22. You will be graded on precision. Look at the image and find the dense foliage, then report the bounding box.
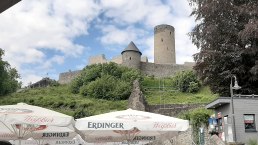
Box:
[180,108,212,144]
[171,70,201,93]
[70,62,142,100]
[0,49,21,96]
[189,0,258,96]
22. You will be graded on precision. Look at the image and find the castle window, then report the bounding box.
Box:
[167,47,168,50]
[161,38,163,42]
[129,57,131,60]
[170,31,171,35]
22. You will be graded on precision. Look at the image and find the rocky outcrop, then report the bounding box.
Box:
[128,79,148,111]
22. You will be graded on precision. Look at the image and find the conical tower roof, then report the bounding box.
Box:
[121,41,142,55]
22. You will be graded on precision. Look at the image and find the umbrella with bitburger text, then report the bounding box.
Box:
[0,103,77,145]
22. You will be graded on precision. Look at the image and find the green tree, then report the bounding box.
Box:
[189,0,258,96]
[0,48,21,96]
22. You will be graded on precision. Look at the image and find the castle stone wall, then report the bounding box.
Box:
[110,55,122,64]
[140,62,192,78]
[88,54,107,65]
[89,54,149,65]
[58,70,81,84]
[58,62,193,84]
[141,56,148,62]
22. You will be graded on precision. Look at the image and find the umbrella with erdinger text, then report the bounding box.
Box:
[0,103,77,145]
[75,108,189,145]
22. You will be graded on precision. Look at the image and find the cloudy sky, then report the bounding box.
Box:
[0,0,198,86]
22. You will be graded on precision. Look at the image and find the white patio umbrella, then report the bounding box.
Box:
[0,103,76,145]
[9,134,86,145]
[75,108,189,144]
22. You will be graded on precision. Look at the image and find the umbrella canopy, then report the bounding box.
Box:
[75,108,189,143]
[0,103,76,142]
[9,134,86,145]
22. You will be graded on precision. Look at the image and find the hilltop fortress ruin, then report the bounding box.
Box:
[59,24,194,84]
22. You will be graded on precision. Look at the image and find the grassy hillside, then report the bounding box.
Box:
[0,85,127,118]
[0,81,218,118]
[145,86,218,105]
[142,76,218,105]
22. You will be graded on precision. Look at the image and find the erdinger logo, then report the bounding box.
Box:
[0,108,33,114]
[116,114,150,121]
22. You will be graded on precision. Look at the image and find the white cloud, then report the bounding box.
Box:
[97,0,198,64]
[99,0,174,27]
[166,0,193,16]
[21,74,43,86]
[142,36,154,62]
[99,25,146,46]
[0,0,100,85]
[41,55,65,69]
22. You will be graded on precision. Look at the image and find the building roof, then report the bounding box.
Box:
[0,0,21,13]
[121,41,142,55]
[205,97,231,109]
[206,95,258,109]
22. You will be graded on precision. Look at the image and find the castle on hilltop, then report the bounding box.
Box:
[58,24,194,84]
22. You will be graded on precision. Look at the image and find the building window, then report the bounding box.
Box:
[129,57,131,60]
[244,114,256,132]
[161,38,163,42]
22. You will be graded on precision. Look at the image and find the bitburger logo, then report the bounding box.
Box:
[0,108,33,114]
[16,124,47,131]
[116,114,150,121]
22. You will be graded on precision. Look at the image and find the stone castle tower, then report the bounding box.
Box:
[121,41,142,69]
[154,24,176,64]
[58,24,194,84]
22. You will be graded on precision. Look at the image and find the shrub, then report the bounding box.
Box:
[81,74,131,100]
[188,81,201,93]
[171,70,201,93]
[49,80,60,87]
[179,108,212,144]
[70,77,83,94]
[71,62,142,100]
[82,74,116,100]
[73,108,93,119]
[113,81,131,100]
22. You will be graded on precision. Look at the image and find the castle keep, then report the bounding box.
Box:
[154,24,175,64]
[59,24,194,84]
